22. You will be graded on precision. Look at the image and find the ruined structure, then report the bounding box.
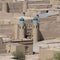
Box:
[0,0,60,55]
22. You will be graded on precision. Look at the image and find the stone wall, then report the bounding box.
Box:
[0,0,52,13]
[27,0,51,9]
[8,2,23,13]
[0,14,59,41]
[0,0,13,2]
[28,4,52,9]
[0,3,2,11]
[0,38,6,53]
[39,49,56,60]
[28,0,50,4]
[6,43,25,53]
[0,1,23,13]
[39,14,60,40]
[0,24,15,39]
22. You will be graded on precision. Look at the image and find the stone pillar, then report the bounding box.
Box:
[33,16,39,43]
[19,17,25,41]
[14,24,18,40]
[2,2,7,13]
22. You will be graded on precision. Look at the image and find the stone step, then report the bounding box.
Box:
[28,4,52,9]
[28,0,50,4]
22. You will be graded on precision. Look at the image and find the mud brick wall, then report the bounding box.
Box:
[28,0,50,4]
[39,49,55,60]
[28,4,52,9]
[8,2,23,13]
[27,0,51,9]
[39,15,60,40]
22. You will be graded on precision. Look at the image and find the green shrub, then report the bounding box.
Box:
[48,51,60,60]
[53,52,60,60]
[12,51,25,60]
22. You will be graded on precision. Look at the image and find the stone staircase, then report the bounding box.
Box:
[27,0,51,9]
[28,4,52,9]
[28,0,50,4]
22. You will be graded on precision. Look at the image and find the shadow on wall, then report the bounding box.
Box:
[38,30,44,41]
[7,3,9,13]
[38,24,44,41]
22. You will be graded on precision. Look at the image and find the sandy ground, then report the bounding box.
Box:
[0,53,15,60]
[25,54,39,60]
